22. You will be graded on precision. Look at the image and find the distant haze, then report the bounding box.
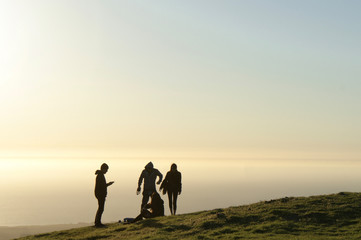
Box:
[1,158,361,227]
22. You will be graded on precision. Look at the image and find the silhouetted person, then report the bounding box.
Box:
[137,162,163,211]
[160,163,182,215]
[94,163,114,227]
[133,192,164,223]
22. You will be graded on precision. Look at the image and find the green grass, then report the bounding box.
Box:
[17,192,361,239]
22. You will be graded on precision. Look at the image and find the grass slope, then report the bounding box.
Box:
[17,192,361,240]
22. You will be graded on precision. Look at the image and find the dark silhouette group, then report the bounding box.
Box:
[93,162,182,227]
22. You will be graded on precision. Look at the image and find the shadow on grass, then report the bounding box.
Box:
[162,224,192,232]
[201,221,224,230]
[34,233,51,238]
[251,221,299,234]
[113,226,127,232]
[269,209,300,221]
[80,235,111,240]
[212,227,238,236]
[227,215,260,225]
[53,232,68,237]
[304,212,335,224]
[137,219,164,228]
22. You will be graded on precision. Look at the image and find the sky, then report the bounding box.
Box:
[0,0,360,159]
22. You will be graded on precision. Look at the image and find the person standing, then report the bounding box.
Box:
[160,163,182,215]
[94,163,114,227]
[137,162,163,211]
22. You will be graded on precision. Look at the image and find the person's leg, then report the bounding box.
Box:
[133,209,151,223]
[173,192,178,215]
[141,192,150,211]
[142,209,152,219]
[167,191,173,215]
[133,213,143,223]
[95,197,105,226]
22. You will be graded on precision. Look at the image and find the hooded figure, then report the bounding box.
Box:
[94,163,114,227]
[137,162,163,211]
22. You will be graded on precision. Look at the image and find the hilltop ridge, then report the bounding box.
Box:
[17,192,361,240]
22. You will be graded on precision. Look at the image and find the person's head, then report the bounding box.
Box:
[145,162,154,172]
[100,163,109,174]
[170,163,177,172]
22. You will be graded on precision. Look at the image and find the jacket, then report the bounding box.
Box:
[95,170,107,198]
[146,196,164,217]
[160,171,182,193]
[138,163,163,192]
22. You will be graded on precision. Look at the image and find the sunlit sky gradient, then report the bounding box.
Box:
[1,0,360,159]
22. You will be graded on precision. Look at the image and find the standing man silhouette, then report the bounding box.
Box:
[137,162,163,211]
[94,163,114,227]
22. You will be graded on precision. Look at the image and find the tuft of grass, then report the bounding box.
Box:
[16,192,361,240]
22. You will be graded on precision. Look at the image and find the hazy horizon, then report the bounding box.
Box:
[1,157,361,227]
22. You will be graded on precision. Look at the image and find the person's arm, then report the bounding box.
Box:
[137,171,145,193]
[107,181,114,186]
[178,172,182,194]
[160,173,168,190]
[156,170,163,185]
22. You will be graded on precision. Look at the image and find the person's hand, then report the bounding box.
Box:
[136,187,141,195]
[109,181,114,186]
[178,190,182,195]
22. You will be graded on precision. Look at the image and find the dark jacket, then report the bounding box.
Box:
[146,196,164,217]
[138,162,163,192]
[160,171,182,193]
[95,170,107,199]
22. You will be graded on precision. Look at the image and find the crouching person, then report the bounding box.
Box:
[133,192,164,223]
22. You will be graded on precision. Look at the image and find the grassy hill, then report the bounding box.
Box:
[17,192,361,240]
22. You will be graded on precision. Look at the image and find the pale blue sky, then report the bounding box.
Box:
[0,0,360,158]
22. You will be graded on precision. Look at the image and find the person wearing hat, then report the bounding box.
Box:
[136,162,163,211]
[94,163,114,227]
